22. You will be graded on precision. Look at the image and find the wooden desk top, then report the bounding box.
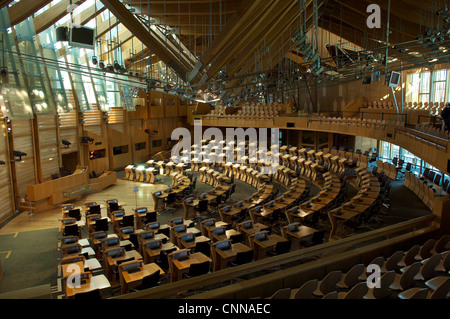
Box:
[239,223,269,235]
[300,202,326,212]
[332,209,360,221]
[172,252,212,271]
[341,203,370,213]
[107,250,142,267]
[212,229,241,242]
[253,234,287,249]
[65,274,111,298]
[215,242,252,260]
[145,242,179,260]
[122,263,165,285]
[180,235,211,250]
[284,225,317,239]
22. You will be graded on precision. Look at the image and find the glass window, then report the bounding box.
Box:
[433,69,447,102]
[419,71,431,103]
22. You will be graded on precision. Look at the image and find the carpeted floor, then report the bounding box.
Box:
[0,228,60,294]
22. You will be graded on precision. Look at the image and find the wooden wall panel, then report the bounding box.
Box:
[0,119,13,221]
[37,116,60,182]
[11,119,36,196]
[58,111,79,154]
[83,109,102,136]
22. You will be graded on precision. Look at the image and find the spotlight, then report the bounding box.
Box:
[99,61,105,69]
[113,61,121,70]
[106,64,114,72]
[91,56,98,65]
[0,160,5,165]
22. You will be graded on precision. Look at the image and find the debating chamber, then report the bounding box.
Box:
[0,0,449,306]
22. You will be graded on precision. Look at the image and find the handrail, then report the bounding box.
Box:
[112,214,435,299]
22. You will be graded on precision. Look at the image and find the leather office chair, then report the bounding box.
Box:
[94,218,109,232]
[68,209,82,221]
[143,211,157,224]
[132,270,161,291]
[155,247,177,271]
[194,241,211,257]
[229,233,244,244]
[182,261,210,278]
[194,200,209,215]
[63,224,80,237]
[266,240,292,257]
[120,215,135,228]
[301,230,325,247]
[229,250,253,266]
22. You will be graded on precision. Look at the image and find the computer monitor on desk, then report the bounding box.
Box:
[216,240,232,251]
[235,201,243,208]
[254,231,269,241]
[172,218,183,225]
[203,218,215,227]
[155,191,162,197]
[172,249,190,261]
[212,227,226,236]
[145,239,162,250]
[146,222,160,231]
[241,220,253,229]
[135,207,147,214]
[181,233,195,243]
[267,201,275,208]
[199,193,207,200]
[174,225,187,233]
[223,206,231,213]
[286,222,300,233]
[89,205,101,215]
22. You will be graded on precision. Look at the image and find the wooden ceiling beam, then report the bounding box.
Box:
[225,0,311,77]
[8,0,52,26]
[100,0,194,80]
[189,0,272,82]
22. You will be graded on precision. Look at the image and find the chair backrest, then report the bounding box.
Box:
[94,218,108,231]
[322,291,338,299]
[139,270,161,290]
[343,282,368,299]
[274,240,291,255]
[144,211,157,224]
[293,279,318,299]
[429,277,450,299]
[319,271,342,295]
[229,233,244,244]
[385,251,404,272]
[311,230,325,245]
[343,264,365,288]
[434,234,450,253]
[68,209,81,221]
[121,215,135,227]
[421,253,441,281]
[267,288,290,299]
[63,224,79,237]
[372,271,395,299]
[157,247,177,270]
[404,245,421,266]
[187,261,210,277]
[194,241,211,257]
[234,249,253,265]
[418,239,436,260]
[399,262,422,290]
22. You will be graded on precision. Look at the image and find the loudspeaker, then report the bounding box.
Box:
[447,160,450,174]
[287,123,295,128]
[56,26,69,41]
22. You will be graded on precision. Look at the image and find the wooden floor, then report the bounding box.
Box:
[0,178,168,235]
